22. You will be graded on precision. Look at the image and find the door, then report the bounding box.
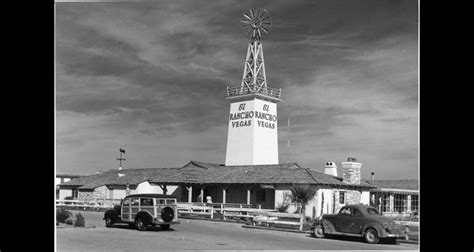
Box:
[334,207,352,233]
[121,198,131,221]
[130,197,140,221]
[347,207,364,234]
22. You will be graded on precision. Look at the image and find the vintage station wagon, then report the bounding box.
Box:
[310,204,409,244]
[103,193,180,231]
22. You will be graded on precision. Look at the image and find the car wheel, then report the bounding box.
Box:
[312,225,325,238]
[160,224,170,231]
[135,217,147,231]
[105,216,114,228]
[364,228,380,244]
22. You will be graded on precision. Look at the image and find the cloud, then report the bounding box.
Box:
[56,0,418,179]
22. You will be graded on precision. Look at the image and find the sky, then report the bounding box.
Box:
[55,0,418,180]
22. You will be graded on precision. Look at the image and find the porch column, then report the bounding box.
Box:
[186,186,193,203]
[407,195,412,212]
[246,188,251,205]
[200,188,204,203]
[222,188,227,204]
[159,184,168,195]
[389,194,394,213]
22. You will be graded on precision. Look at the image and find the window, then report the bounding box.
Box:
[140,198,153,206]
[339,192,345,204]
[256,190,266,202]
[352,208,362,217]
[367,207,380,215]
[122,198,130,206]
[130,198,139,206]
[157,199,166,204]
[381,194,390,212]
[166,199,176,204]
[411,195,418,211]
[339,207,351,215]
[72,189,78,198]
[394,194,408,213]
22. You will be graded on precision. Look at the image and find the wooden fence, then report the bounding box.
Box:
[176,202,303,230]
[56,199,120,209]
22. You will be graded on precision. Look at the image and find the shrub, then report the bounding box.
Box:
[288,186,316,214]
[65,219,73,225]
[276,203,290,213]
[56,208,72,223]
[74,213,85,227]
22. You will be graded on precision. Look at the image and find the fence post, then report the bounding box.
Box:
[299,213,304,231]
[210,205,214,219]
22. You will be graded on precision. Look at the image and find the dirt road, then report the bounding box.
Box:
[56,210,419,250]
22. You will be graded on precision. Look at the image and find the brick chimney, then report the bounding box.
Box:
[341,157,362,185]
[324,162,338,176]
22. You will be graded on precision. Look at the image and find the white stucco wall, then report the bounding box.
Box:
[135,181,178,195]
[274,186,297,213]
[59,189,72,200]
[112,189,126,200]
[313,189,335,217]
[360,191,370,205]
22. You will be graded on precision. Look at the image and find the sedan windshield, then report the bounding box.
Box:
[366,207,380,215]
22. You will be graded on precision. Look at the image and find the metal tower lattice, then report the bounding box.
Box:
[226,8,281,101]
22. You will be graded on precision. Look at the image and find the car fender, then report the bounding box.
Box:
[104,209,120,221]
[135,211,153,223]
[362,222,384,236]
[314,218,336,234]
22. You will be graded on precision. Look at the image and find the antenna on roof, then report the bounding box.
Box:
[117,148,126,170]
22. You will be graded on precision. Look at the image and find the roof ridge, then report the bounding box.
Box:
[301,167,320,183]
[306,168,342,179]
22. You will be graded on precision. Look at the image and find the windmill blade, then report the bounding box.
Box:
[257,28,262,38]
[243,12,251,20]
[256,8,261,18]
[241,23,250,28]
[261,26,269,33]
[252,29,256,38]
[249,8,255,18]
[261,11,271,20]
[241,18,250,23]
[263,21,272,26]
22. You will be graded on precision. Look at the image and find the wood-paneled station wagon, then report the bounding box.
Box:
[103,194,180,231]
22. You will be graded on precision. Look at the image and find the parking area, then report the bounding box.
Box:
[56,211,418,250]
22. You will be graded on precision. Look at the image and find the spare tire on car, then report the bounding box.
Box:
[161,207,174,222]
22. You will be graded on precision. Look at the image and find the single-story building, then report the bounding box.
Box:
[58,158,377,218]
[364,179,419,217]
[56,173,84,199]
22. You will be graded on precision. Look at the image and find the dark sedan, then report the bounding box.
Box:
[310,204,409,244]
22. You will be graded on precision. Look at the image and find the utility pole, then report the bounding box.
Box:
[287,116,290,164]
[116,148,126,170]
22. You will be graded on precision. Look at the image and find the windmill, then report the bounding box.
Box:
[229,8,279,98]
[224,8,282,166]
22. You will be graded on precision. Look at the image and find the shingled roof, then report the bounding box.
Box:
[59,161,377,190]
[364,179,419,191]
[60,167,182,189]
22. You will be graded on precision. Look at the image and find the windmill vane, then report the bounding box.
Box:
[240,8,272,41]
